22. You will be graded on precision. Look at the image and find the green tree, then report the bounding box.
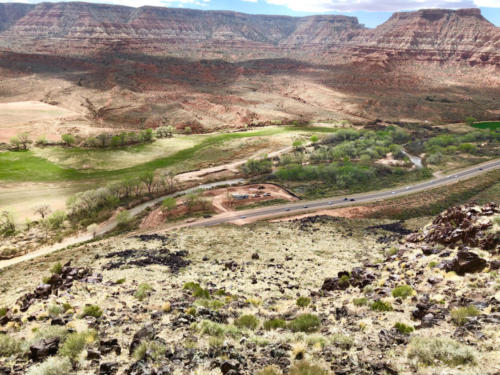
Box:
[465,116,477,126]
[162,197,177,212]
[61,134,76,147]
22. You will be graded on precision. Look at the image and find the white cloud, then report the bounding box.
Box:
[265,0,498,12]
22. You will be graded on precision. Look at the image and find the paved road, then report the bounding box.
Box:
[1,159,498,270]
[190,159,500,227]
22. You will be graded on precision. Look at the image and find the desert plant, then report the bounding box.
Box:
[135,283,153,301]
[116,210,131,229]
[198,320,240,338]
[79,305,103,319]
[59,330,97,359]
[234,314,259,330]
[61,134,76,147]
[0,334,22,356]
[26,356,72,375]
[353,297,368,306]
[371,300,393,312]
[47,304,64,316]
[296,296,311,308]
[256,366,282,375]
[183,282,210,299]
[50,262,63,275]
[330,333,354,349]
[290,361,330,375]
[450,305,480,326]
[264,318,287,331]
[288,314,320,333]
[162,197,177,212]
[392,285,414,300]
[133,341,166,361]
[0,211,16,237]
[465,116,477,126]
[394,322,414,335]
[407,336,477,366]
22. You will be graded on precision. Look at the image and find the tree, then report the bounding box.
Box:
[61,134,76,147]
[292,140,303,150]
[310,135,319,143]
[0,211,16,237]
[116,210,131,229]
[162,197,177,213]
[465,116,477,126]
[140,172,155,195]
[141,128,154,142]
[33,205,51,220]
[184,126,192,135]
[17,132,32,150]
[156,126,174,138]
[9,136,21,151]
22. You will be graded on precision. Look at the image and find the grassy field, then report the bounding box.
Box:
[472,121,500,130]
[0,126,339,183]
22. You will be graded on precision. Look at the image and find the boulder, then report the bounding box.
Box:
[443,251,487,275]
[29,337,60,361]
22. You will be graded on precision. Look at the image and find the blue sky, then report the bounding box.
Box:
[7,0,500,28]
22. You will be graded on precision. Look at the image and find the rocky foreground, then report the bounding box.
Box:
[0,204,498,374]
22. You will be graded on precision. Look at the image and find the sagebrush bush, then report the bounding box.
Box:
[198,320,240,338]
[288,314,320,333]
[59,330,97,360]
[264,318,287,331]
[296,297,311,308]
[135,283,153,301]
[234,315,259,330]
[330,333,354,349]
[0,307,7,317]
[0,334,22,357]
[408,336,477,366]
[394,322,414,335]
[353,297,368,306]
[256,365,282,375]
[183,282,210,299]
[50,262,63,275]
[290,361,330,375]
[371,300,393,312]
[450,305,480,326]
[26,356,72,375]
[133,341,166,361]
[391,285,414,299]
[80,304,103,318]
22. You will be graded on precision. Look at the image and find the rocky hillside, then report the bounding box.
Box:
[351,8,500,66]
[0,3,498,66]
[0,204,498,374]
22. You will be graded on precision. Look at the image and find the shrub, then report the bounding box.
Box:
[135,283,153,301]
[0,307,7,317]
[79,304,103,319]
[115,278,126,285]
[61,134,76,147]
[371,300,393,312]
[26,357,72,375]
[48,210,66,229]
[394,322,414,335]
[264,318,287,331]
[0,334,22,356]
[241,158,273,176]
[194,299,225,310]
[296,297,311,308]
[183,282,210,299]
[330,333,354,349]
[133,341,166,361]
[234,315,259,330]
[0,211,16,237]
[353,297,368,306]
[47,304,64,316]
[116,210,131,229]
[392,285,414,300]
[465,116,477,126]
[198,320,240,338]
[50,262,63,275]
[450,305,480,326]
[408,336,477,366]
[162,197,177,212]
[290,361,329,375]
[288,314,320,333]
[256,366,282,375]
[58,330,97,359]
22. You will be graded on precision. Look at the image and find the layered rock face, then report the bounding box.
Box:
[350,8,500,66]
[0,2,496,66]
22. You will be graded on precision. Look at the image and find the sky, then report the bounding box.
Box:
[5,0,500,27]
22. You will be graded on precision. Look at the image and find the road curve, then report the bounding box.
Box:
[189,158,500,227]
[0,158,499,270]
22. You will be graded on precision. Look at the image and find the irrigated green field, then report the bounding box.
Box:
[472,121,500,130]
